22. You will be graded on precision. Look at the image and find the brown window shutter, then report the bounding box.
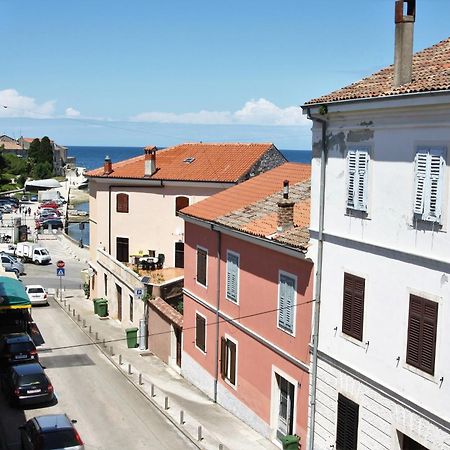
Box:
[176,196,189,213]
[407,295,438,374]
[220,337,226,379]
[229,340,236,385]
[117,193,129,213]
[336,394,359,450]
[195,314,206,352]
[342,273,365,341]
[197,249,207,285]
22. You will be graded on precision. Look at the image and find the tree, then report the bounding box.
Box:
[32,162,52,179]
[28,138,41,161]
[40,136,53,165]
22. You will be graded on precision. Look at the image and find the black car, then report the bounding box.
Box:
[0,333,38,367]
[40,219,63,230]
[1,363,54,407]
[20,414,85,449]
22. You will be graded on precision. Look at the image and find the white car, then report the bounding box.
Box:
[25,285,49,306]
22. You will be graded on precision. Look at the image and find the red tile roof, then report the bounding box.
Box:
[305,37,450,105]
[86,142,281,183]
[180,163,311,250]
[149,297,183,328]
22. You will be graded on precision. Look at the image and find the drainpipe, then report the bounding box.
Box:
[306,107,327,450]
[213,228,221,402]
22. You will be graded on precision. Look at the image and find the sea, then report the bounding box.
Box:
[66,146,312,245]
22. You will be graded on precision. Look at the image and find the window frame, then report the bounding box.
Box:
[225,250,240,304]
[220,334,238,388]
[405,294,438,376]
[196,246,208,287]
[116,193,129,213]
[195,312,207,353]
[341,272,365,342]
[116,237,129,263]
[346,147,370,213]
[277,271,297,336]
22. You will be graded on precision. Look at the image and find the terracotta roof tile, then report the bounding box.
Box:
[305,37,450,105]
[149,297,183,328]
[181,163,311,251]
[85,142,281,183]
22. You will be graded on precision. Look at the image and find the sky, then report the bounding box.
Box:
[0,0,449,150]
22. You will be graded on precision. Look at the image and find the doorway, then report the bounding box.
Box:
[116,284,122,321]
[276,374,295,441]
[174,326,182,367]
[175,242,184,268]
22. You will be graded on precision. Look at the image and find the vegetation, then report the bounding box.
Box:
[28,137,54,179]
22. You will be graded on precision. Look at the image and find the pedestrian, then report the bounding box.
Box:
[28,207,31,215]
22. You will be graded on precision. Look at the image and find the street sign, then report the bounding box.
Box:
[134,287,144,300]
[56,268,65,277]
[57,260,65,268]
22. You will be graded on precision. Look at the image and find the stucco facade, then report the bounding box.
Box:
[182,220,313,446]
[307,96,450,449]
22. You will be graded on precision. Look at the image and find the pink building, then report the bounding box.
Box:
[179,163,313,446]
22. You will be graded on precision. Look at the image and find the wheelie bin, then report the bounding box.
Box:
[97,299,108,317]
[93,298,103,315]
[281,435,299,450]
[126,327,139,348]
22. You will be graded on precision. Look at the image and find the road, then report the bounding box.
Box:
[0,240,196,450]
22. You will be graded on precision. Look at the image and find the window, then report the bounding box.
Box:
[342,273,365,341]
[413,147,445,223]
[195,313,206,352]
[220,336,237,385]
[116,237,129,263]
[336,394,359,450]
[175,196,189,213]
[175,242,184,268]
[401,433,428,450]
[278,273,296,334]
[116,193,129,213]
[104,274,108,296]
[129,295,134,322]
[226,252,239,303]
[196,247,207,286]
[346,149,369,212]
[406,295,438,375]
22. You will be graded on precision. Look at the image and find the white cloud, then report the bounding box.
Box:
[131,98,308,127]
[0,89,56,118]
[65,107,80,117]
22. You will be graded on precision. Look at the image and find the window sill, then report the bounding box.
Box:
[223,377,238,391]
[277,324,295,337]
[225,296,239,305]
[195,344,207,355]
[344,209,371,220]
[196,281,208,289]
[402,362,439,384]
[340,332,366,349]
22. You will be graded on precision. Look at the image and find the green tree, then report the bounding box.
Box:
[40,136,53,165]
[28,138,41,161]
[32,161,52,179]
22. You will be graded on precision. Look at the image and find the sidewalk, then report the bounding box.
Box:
[52,237,278,450]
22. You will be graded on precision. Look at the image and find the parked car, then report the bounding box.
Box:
[39,202,59,210]
[1,363,54,407]
[20,414,84,450]
[3,244,16,256]
[37,212,60,222]
[30,195,38,202]
[16,243,51,265]
[40,219,64,230]
[0,333,38,366]
[25,285,49,306]
[0,253,25,275]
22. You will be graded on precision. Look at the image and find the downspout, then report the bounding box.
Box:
[108,186,112,254]
[306,107,327,450]
[213,227,221,402]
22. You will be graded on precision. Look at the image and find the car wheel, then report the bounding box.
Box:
[33,259,39,265]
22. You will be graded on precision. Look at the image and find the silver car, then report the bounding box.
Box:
[0,253,25,275]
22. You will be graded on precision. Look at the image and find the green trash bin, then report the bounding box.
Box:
[281,435,299,450]
[97,300,108,318]
[93,298,104,315]
[126,327,139,348]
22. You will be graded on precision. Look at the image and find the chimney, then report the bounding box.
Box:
[103,155,112,175]
[277,180,295,232]
[393,0,416,87]
[144,146,157,177]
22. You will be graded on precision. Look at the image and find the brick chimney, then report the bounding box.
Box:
[103,155,112,175]
[144,146,157,177]
[277,180,295,232]
[393,0,416,87]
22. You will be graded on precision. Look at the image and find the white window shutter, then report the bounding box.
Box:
[346,151,357,209]
[356,151,369,211]
[279,274,295,333]
[278,276,287,329]
[414,152,428,215]
[226,253,239,302]
[425,149,445,222]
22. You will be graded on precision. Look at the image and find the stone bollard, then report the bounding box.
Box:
[151,384,155,397]
[110,346,114,356]
[128,364,132,375]
[164,397,169,410]
[197,426,203,441]
[119,354,122,365]
[179,410,185,425]
[139,373,143,385]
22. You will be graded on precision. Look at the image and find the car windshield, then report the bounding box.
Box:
[41,250,49,255]
[28,288,45,294]
[41,430,79,449]
[18,373,46,386]
[9,342,34,352]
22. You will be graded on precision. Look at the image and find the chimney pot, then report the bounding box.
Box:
[144,146,157,177]
[103,155,112,175]
[277,180,295,232]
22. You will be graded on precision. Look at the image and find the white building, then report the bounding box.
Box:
[303,4,450,450]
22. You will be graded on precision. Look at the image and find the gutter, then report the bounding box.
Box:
[306,107,327,450]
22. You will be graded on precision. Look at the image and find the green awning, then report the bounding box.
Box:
[0,277,31,310]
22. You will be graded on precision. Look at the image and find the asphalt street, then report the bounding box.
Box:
[0,239,196,450]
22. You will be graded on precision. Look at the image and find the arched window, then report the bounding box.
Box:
[116,193,129,213]
[175,196,189,213]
